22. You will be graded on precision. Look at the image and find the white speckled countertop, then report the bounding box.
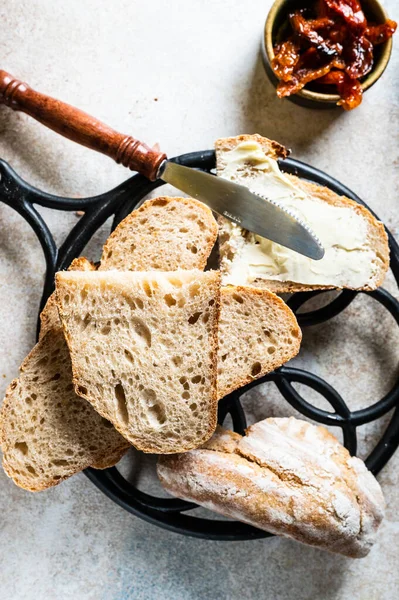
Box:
[1,1,399,598]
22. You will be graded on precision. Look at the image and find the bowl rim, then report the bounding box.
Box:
[264,0,394,104]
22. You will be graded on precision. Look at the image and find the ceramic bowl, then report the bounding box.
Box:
[262,0,394,109]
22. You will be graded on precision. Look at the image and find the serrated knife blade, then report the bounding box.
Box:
[160,161,325,261]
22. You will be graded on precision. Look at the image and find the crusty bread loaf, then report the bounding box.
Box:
[217,286,301,399]
[56,270,221,453]
[0,259,130,491]
[216,134,389,293]
[158,418,385,558]
[100,196,218,272]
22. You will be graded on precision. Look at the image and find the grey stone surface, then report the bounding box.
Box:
[1,1,399,598]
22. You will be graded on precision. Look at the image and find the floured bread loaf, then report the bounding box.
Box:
[56,270,221,453]
[217,134,389,293]
[217,286,301,399]
[158,418,385,558]
[0,259,129,492]
[100,196,218,271]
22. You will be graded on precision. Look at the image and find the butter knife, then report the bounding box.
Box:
[0,70,324,260]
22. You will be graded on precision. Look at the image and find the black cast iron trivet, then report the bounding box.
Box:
[1,150,398,540]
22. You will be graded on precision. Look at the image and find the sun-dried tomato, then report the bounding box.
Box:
[344,34,373,78]
[307,17,336,31]
[328,25,349,46]
[331,56,346,70]
[317,70,346,85]
[296,47,322,69]
[290,11,342,58]
[317,71,362,109]
[324,0,367,31]
[316,0,329,18]
[366,20,397,45]
[271,0,396,110]
[272,40,301,81]
[337,74,363,110]
[277,60,334,98]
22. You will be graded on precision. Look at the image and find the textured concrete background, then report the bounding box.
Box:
[1,1,399,598]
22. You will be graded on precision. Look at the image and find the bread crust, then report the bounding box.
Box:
[100,196,218,272]
[217,286,301,399]
[0,257,129,492]
[216,134,389,293]
[39,258,96,340]
[0,330,130,491]
[158,419,385,558]
[215,134,289,161]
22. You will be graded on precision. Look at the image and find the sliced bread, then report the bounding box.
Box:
[0,259,130,491]
[1,193,301,488]
[39,257,95,340]
[100,196,218,271]
[217,286,301,399]
[56,270,221,453]
[1,196,221,490]
[216,134,389,293]
[99,197,301,399]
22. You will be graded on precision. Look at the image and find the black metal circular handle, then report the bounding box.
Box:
[1,149,398,541]
[287,289,358,327]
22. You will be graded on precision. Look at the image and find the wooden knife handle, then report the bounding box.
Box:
[0,70,166,181]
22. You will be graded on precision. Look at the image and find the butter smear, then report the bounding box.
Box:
[219,141,377,288]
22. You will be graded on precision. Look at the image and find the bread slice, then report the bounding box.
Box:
[39,257,95,340]
[158,419,385,558]
[56,270,221,453]
[217,286,301,399]
[0,259,130,492]
[100,197,301,399]
[216,134,389,293]
[100,196,218,271]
